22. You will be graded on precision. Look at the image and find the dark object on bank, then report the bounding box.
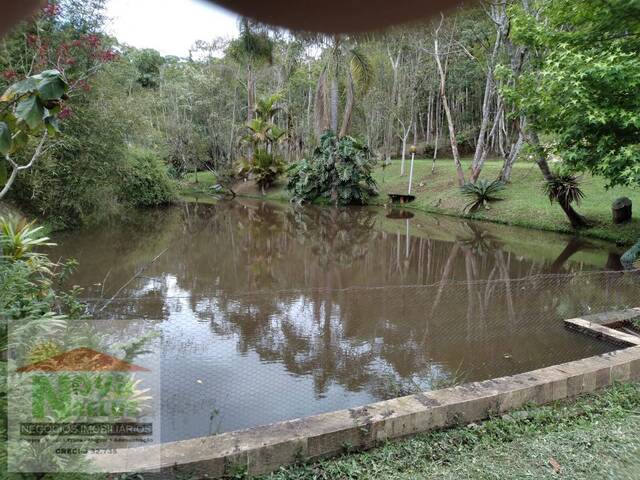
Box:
[612,197,632,224]
[388,193,416,204]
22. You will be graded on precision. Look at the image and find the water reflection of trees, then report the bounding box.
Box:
[57,200,636,401]
[163,202,633,399]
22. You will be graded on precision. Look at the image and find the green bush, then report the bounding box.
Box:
[287,131,378,205]
[119,146,177,208]
[238,149,285,195]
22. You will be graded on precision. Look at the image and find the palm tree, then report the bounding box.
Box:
[254,92,283,123]
[314,37,373,138]
[228,20,275,124]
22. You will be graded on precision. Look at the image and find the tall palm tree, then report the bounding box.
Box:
[314,37,373,138]
[228,20,275,124]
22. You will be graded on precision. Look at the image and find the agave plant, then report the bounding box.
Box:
[461,179,505,213]
[543,173,585,207]
[0,217,55,261]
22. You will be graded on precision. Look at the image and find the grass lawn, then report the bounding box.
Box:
[260,382,640,480]
[181,157,640,245]
[376,157,640,245]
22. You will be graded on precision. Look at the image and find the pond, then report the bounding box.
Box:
[51,199,637,442]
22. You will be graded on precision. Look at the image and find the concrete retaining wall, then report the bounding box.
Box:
[91,308,640,478]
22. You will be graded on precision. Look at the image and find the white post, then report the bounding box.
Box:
[408,152,415,195]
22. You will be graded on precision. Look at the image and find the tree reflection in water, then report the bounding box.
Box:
[51,200,637,439]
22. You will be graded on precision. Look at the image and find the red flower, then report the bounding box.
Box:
[58,105,73,120]
[99,50,119,62]
[2,69,18,81]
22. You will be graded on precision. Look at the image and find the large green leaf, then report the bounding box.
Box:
[37,72,68,100]
[0,78,38,102]
[15,96,44,130]
[0,122,11,155]
[45,116,61,135]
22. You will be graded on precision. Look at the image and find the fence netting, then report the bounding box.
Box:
[82,269,639,442]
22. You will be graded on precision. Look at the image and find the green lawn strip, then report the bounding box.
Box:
[179,159,640,245]
[376,158,640,245]
[261,382,640,480]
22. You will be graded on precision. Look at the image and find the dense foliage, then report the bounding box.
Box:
[119,147,176,208]
[0,1,176,227]
[287,131,377,205]
[0,70,68,199]
[510,0,640,188]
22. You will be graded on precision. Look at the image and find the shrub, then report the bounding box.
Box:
[287,131,378,205]
[460,179,505,212]
[119,146,177,208]
[237,149,285,195]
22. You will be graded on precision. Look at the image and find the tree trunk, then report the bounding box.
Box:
[558,201,589,229]
[338,70,354,137]
[385,47,401,166]
[499,126,524,183]
[247,64,255,123]
[471,1,507,177]
[434,14,465,186]
[530,131,589,229]
[314,66,330,136]
[435,71,464,184]
[330,73,339,133]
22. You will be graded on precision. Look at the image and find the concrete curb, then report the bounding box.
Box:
[91,308,640,477]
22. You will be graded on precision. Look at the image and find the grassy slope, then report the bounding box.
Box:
[260,382,640,480]
[377,158,640,245]
[182,158,640,245]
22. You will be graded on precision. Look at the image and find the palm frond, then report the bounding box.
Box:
[543,173,584,206]
[349,47,374,94]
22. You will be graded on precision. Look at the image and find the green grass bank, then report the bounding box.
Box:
[258,382,640,480]
[181,158,640,245]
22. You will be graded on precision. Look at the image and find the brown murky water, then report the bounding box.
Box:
[51,199,638,441]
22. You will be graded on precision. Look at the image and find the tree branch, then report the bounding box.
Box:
[0,132,48,200]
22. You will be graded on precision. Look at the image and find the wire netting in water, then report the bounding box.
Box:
[82,269,640,442]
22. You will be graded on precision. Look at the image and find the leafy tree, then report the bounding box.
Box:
[287,131,378,205]
[131,48,164,88]
[509,0,640,223]
[0,70,68,199]
[314,37,373,138]
[228,20,274,124]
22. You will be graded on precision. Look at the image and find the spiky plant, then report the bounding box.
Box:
[543,173,585,207]
[0,217,54,261]
[460,179,505,213]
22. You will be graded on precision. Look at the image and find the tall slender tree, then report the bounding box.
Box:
[314,37,373,138]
